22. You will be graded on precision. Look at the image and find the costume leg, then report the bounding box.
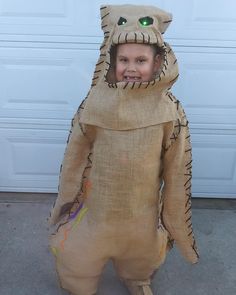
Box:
[113,226,168,295]
[50,214,109,295]
[114,255,156,295]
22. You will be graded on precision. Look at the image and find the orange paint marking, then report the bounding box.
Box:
[60,227,70,251]
[84,180,92,198]
[59,207,88,251]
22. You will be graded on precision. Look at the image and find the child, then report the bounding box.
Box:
[49,4,199,295]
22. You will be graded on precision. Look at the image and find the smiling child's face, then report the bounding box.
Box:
[115,43,161,83]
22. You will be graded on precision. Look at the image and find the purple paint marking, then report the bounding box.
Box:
[68,203,83,220]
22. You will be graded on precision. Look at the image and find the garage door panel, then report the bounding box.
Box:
[173,49,236,128]
[0,48,96,120]
[0,128,67,192]
[0,0,75,35]
[1,0,236,46]
[0,0,166,39]
[192,132,236,196]
[192,183,236,196]
[164,0,236,45]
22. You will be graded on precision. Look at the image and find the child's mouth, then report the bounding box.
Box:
[123,76,141,82]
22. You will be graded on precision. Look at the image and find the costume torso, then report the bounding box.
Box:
[85,125,164,222]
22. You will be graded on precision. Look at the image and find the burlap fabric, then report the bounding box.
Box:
[49,4,199,295]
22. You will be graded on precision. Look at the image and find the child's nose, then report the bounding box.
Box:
[127,63,136,72]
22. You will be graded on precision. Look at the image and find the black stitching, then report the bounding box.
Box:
[185,148,192,153]
[186,215,192,223]
[174,100,180,110]
[125,33,128,43]
[188,229,193,236]
[123,82,129,89]
[88,153,92,164]
[118,33,121,44]
[163,19,172,24]
[56,220,69,232]
[168,93,173,101]
[185,160,192,167]
[185,195,191,207]
[185,184,191,191]
[96,61,104,66]
[174,119,181,135]
[101,12,109,20]
[185,206,192,215]
[192,240,200,258]
[169,74,179,84]
[145,81,150,88]
[188,222,192,228]
[170,133,178,141]
[141,32,145,43]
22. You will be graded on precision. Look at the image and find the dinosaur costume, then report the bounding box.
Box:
[49,4,199,295]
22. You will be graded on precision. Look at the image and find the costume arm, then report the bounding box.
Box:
[49,110,92,225]
[162,114,199,264]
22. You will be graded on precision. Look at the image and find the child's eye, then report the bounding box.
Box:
[137,59,146,63]
[119,57,128,63]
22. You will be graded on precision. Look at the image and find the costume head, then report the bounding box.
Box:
[80,4,180,130]
[94,4,177,88]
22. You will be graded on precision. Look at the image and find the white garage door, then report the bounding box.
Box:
[0,0,236,198]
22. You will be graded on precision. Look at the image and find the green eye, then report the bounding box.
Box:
[118,17,127,25]
[139,16,153,26]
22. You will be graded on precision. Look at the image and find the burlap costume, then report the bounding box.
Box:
[49,4,199,295]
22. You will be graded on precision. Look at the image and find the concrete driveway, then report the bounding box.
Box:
[0,193,235,295]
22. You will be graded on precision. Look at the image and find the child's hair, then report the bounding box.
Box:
[110,43,163,62]
[106,44,165,83]
[150,44,165,57]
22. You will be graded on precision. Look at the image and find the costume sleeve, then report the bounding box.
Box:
[49,110,92,225]
[162,114,199,264]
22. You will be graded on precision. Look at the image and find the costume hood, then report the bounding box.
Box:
[80,4,180,130]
